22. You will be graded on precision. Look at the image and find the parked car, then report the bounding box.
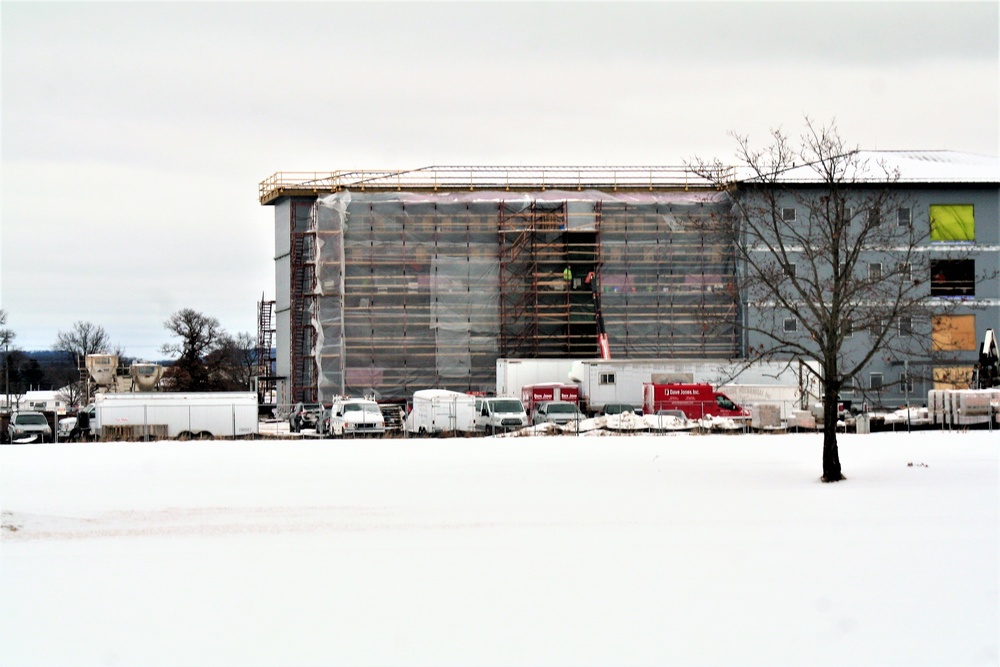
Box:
[600,403,643,416]
[7,411,53,443]
[289,402,324,432]
[531,400,584,426]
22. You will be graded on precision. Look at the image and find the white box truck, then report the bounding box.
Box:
[94,392,259,440]
[496,359,578,398]
[406,389,477,435]
[717,384,810,421]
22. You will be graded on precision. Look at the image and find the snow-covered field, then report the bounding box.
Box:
[1,431,997,667]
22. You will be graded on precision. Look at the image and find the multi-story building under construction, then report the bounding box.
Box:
[260,167,739,405]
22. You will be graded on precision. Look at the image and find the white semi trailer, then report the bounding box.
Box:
[94,392,259,440]
[496,359,578,398]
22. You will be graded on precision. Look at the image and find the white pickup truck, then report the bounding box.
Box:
[325,397,386,437]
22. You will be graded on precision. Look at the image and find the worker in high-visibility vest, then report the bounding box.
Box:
[563,266,573,283]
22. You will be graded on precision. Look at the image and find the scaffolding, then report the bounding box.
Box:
[296,188,738,402]
[498,201,601,358]
[289,199,317,403]
[255,297,278,404]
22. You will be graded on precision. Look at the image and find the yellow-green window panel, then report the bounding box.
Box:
[930,204,975,242]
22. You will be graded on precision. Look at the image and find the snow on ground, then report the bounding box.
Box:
[1,431,997,667]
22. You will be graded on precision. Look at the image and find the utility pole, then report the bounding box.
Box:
[904,359,910,433]
[4,343,9,411]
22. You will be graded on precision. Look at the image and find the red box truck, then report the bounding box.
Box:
[521,383,580,415]
[642,383,748,420]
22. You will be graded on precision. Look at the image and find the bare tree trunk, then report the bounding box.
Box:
[822,382,845,482]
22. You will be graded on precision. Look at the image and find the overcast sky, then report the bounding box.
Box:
[2,1,997,360]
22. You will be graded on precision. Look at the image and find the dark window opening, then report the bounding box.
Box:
[930,259,975,297]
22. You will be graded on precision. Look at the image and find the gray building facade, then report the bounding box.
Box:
[738,151,999,408]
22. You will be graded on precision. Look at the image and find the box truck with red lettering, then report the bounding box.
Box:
[520,383,579,416]
[569,358,821,416]
[642,383,749,420]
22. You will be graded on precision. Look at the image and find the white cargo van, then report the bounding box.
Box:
[474,397,528,433]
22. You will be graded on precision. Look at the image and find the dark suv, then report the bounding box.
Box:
[289,403,323,433]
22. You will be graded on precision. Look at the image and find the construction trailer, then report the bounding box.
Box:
[94,392,259,440]
[567,358,821,416]
[406,389,478,435]
[261,167,738,405]
[496,358,578,398]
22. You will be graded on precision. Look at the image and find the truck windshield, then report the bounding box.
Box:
[547,403,578,414]
[716,395,737,410]
[491,400,523,413]
[343,403,381,415]
[16,414,48,425]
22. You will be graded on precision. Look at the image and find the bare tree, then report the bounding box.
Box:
[694,119,973,482]
[0,309,14,348]
[205,332,257,391]
[160,309,230,391]
[54,368,87,409]
[54,321,111,359]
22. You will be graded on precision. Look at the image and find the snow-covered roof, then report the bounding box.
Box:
[739,150,999,185]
